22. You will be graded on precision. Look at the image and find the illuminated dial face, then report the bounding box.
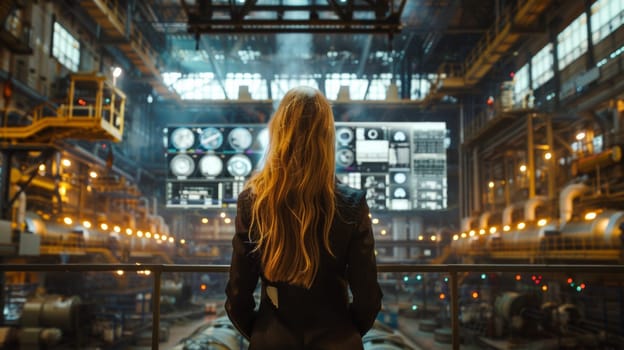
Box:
[228,127,253,151]
[170,154,195,177]
[170,127,195,150]
[257,128,269,149]
[336,128,354,145]
[199,155,223,177]
[393,130,407,142]
[393,187,407,198]
[336,149,355,168]
[227,154,253,177]
[393,172,407,184]
[199,127,224,150]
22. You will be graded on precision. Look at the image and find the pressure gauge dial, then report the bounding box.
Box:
[336,149,355,168]
[199,127,224,150]
[228,127,253,151]
[170,127,195,150]
[227,154,253,177]
[170,154,195,177]
[199,155,223,177]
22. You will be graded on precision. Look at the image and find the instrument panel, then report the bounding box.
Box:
[165,122,447,210]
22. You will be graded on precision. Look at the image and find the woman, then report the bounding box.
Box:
[225,86,382,349]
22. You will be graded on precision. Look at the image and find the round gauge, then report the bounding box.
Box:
[393,172,407,184]
[257,128,269,149]
[336,128,353,145]
[199,127,224,150]
[199,154,223,177]
[170,154,195,177]
[367,129,379,139]
[227,154,253,177]
[228,127,253,151]
[393,187,407,198]
[170,127,195,150]
[336,149,355,168]
[393,131,407,142]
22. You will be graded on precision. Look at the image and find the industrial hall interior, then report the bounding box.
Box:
[1,0,624,349]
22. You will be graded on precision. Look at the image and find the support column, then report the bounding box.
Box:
[392,216,408,259]
[409,216,423,258]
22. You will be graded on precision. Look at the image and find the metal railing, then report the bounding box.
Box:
[1,263,623,350]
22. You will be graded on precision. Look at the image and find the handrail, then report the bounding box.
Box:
[2,263,622,350]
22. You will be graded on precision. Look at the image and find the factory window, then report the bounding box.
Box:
[162,72,225,99]
[558,13,588,70]
[325,74,368,100]
[52,22,80,71]
[224,73,268,100]
[591,0,624,45]
[531,43,554,89]
[271,76,319,101]
[513,64,530,106]
[367,74,399,100]
[410,74,434,100]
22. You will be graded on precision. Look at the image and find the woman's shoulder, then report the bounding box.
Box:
[335,183,366,207]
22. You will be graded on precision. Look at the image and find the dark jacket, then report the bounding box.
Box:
[225,184,383,350]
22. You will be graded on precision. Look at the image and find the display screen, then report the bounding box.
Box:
[165,122,447,210]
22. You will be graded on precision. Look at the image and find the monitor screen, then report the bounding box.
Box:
[165,122,447,211]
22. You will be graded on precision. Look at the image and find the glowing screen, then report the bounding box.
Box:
[165,122,447,211]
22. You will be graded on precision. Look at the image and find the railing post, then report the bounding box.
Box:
[450,270,459,350]
[152,267,162,350]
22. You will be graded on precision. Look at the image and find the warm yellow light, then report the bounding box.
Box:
[82,221,91,228]
[537,219,547,226]
[137,231,143,237]
[453,234,459,240]
[61,159,71,167]
[503,225,511,232]
[220,212,226,218]
[161,235,167,241]
[154,234,160,240]
[517,222,526,230]
[168,237,174,243]
[541,285,548,292]
[479,229,485,235]
[180,239,186,244]
[584,212,597,220]
[372,218,380,224]
[224,217,232,224]
[126,228,133,235]
[544,152,552,160]
[113,225,121,233]
[100,223,108,230]
[488,181,495,188]
[380,229,387,235]
[418,235,424,240]
[116,270,124,276]
[576,131,586,140]
[460,232,467,238]
[469,230,476,237]
[58,186,67,196]
[145,232,151,238]
[489,227,497,234]
[201,218,209,224]
[519,165,527,172]
[38,164,46,172]
[430,235,437,241]
[63,217,73,225]
[89,171,98,178]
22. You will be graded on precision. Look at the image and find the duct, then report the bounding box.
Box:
[478,211,491,229]
[559,183,589,224]
[524,196,547,222]
[502,204,517,226]
[460,216,475,232]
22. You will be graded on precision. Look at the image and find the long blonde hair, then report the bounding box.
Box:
[246,86,336,289]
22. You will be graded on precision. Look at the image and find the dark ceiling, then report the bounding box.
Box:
[128,0,500,80]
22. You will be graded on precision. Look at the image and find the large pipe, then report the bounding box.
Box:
[478,211,491,229]
[460,216,475,232]
[502,204,518,226]
[559,183,589,224]
[524,196,547,222]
